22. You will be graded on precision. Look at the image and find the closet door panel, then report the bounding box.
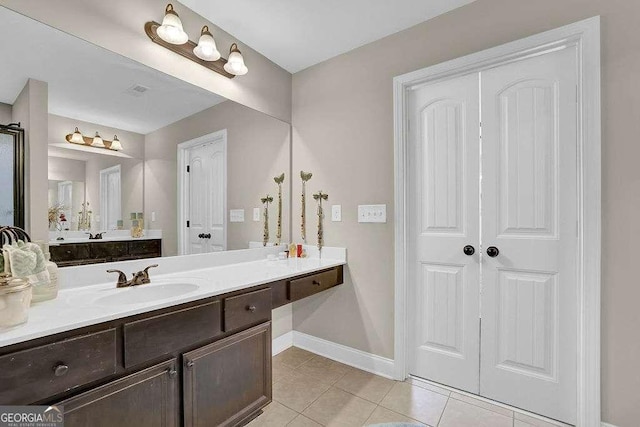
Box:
[480,46,578,424]
[408,72,481,394]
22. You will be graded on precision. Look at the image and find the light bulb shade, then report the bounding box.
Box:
[69,127,84,144]
[157,4,188,45]
[109,135,123,151]
[193,26,220,61]
[92,132,105,148]
[223,43,248,76]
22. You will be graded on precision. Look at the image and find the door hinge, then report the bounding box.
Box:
[186,165,190,173]
[186,220,190,228]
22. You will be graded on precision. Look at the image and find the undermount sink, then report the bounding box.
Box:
[67,282,201,307]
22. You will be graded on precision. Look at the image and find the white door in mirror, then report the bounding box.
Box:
[187,140,226,253]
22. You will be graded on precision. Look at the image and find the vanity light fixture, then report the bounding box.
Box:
[224,43,248,76]
[91,132,105,148]
[145,4,247,79]
[109,135,123,151]
[156,4,189,45]
[69,127,84,144]
[65,128,123,151]
[193,26,220,61]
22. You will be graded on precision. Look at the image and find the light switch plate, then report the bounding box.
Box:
[230,209,245,223]
[331,205,342,222]
[151,211,156,222]
[358,204,387,223]
[253,208,261,222]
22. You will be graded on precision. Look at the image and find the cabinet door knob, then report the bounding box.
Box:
[53,363,69,377]
[247,305,257,312]
[168,368,177,378]
[312,280,322,286]
[186,360,195,368]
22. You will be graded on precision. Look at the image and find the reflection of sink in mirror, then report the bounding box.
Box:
[0,7,291,265]
[71,282,200,307]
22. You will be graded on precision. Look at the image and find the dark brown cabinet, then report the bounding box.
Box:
[183,322,271,427]
[0,265,343,427]
[57,359,178,427]
[50,239,162,267]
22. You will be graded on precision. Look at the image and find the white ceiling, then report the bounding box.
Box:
[0,7,226,134]
[180,0,476,73]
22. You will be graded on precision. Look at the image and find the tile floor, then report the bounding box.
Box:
[248,347,573,427]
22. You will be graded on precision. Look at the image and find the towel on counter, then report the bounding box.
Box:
[2,241,50,284]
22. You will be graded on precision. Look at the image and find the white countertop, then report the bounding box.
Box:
[0,247,346,348]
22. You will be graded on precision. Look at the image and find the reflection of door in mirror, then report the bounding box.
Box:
[57,181,72,229]
[99,165,121,231]
[179,131,227,255]
[0,126,25,228]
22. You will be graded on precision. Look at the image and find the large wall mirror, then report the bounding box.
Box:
[0,6,291,265]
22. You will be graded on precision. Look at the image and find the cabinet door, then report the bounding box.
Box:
[57,360,178,427]
[183,322,271,427]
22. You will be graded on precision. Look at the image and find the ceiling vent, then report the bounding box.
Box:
[125,84,150,97]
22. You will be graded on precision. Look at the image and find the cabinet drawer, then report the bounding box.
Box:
[224,288,271,332]
[50,243,91,262]
[0,329,117,404]
[124,301,222,368]
[289,268,340,301]
[129,239,161,255]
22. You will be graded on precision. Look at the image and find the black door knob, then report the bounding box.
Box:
[207,233,212,239]
[486,246,500,258]
[198,233,203,238]
[463,245,475,256]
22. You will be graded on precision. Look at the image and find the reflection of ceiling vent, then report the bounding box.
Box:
[125,84,149,97]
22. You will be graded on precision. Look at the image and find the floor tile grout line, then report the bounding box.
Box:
[434,395,450,427]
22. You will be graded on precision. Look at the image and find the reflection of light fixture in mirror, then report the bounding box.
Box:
[224,43,248,76]
[92,132,105,148]
[156,3,188,45]
[193,26,220,61]
[65,129,122,151]
[69,127,84,144]
[109,135,123,151]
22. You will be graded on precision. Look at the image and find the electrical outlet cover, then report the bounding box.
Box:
[331,205,342,221]
[253,208,261,221]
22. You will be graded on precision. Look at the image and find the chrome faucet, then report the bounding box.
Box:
[107,264,158,288]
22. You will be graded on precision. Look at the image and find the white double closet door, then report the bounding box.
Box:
[408,46,578,424]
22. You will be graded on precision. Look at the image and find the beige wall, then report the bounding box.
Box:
[12,79,48,240]
[48,157,86,182]
[0,0,292,123]
[0,102,11,123]
[145,100,290,256]
[48,114,145,231]
[291,0,638,424]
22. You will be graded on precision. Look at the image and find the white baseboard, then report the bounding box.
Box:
[272,331,293,356]
[601,423,619,427]
[292,331,395,379]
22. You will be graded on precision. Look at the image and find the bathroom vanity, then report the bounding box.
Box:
[0,250,344,427]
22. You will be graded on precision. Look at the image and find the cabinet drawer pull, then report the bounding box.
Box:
[247,305,257,312]
[53,363,69,377]
[186,360,195,368]
[312,280,322,286]
[168,368,177,378]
